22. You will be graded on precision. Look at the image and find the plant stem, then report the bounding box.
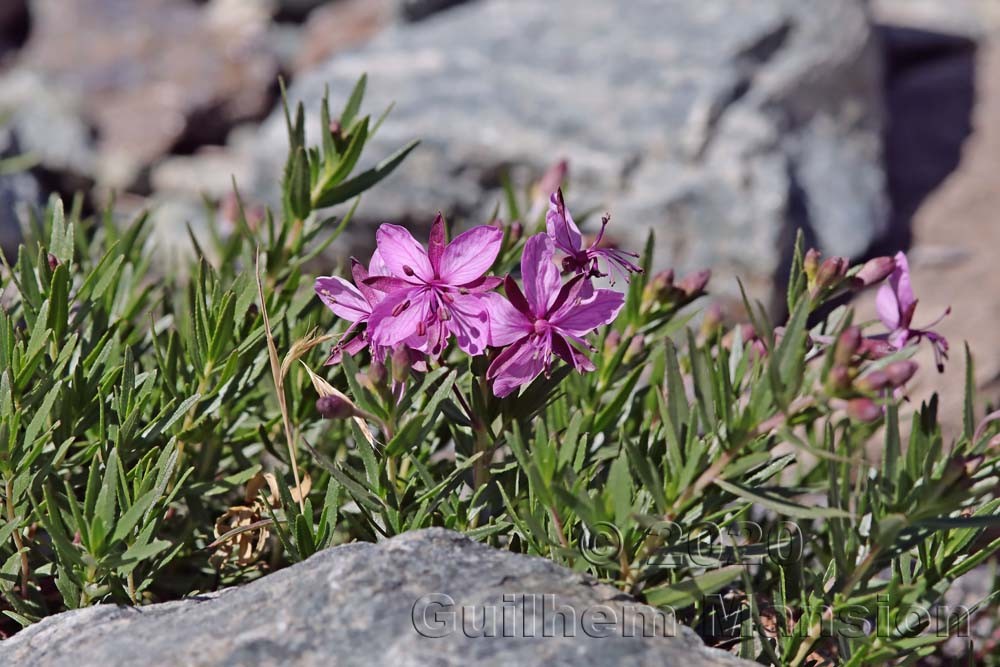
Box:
[256,251,305,513]
[4,478,29,597]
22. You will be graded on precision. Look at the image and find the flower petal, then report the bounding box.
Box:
[438,225,503,285]
[375,224,434,282]
[350,258,381,305]
[487,335,550,398]
[546,189,582,254]
[875,283,900,331]
[890,252,916,316]
[443,293,491,356]
[369,248,390,276]
[323,335,368,366]
[521,233,561,316]
[315,276,372,323]
[427,213,446,275]
[482,291,532,347]
[551,333,595,373]
[368,288,432,347]
[551,288,624,337]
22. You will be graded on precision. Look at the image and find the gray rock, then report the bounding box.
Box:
[13,0,279,190]
[0,529,753,667]
[0,126,39,258]
[247,0,887,308]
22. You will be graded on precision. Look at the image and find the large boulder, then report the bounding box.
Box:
[246,0,887,307]
[0,529,752,666]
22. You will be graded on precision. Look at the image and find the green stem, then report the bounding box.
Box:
[4,478,29,597]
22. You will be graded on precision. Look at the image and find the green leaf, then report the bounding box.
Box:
[340,73,367,128]
[644,565,745,608]
[713,479,851,519]
[312,140,419,209]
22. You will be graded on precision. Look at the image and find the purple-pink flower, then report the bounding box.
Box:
[486,234,624,397]
[875,251,950,371]
[365,214,503,357]
[315,250,388,365]
[546,189,641,284]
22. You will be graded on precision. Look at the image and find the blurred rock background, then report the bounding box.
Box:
[0,0,996,428]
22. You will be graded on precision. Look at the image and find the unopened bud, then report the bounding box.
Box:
[368,360,387,386]
[700,303,724,338]
[643,269,675,306]
[391,345,412,384]
[884,360,918,387]
[328,120,343,140]
[834,326,861,366]
[815,256,848,291]
[827,365,852,393]
[316,394,353,420]
[804,248,821,283]
[858,337,893,360]
[508,221,524,242]
[856,370,890,393]
[624,334,645,362]
[678,269,711,298]
[356,371,376,394]
[855,256,895,287]
[604,330,622,356]
[846,398,881,422]
[537,159,568,199]
[47,253,60,271]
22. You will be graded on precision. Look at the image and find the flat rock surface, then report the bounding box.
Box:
[246,0,887,306]
[0,528,752,667]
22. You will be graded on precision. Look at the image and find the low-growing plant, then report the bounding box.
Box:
[0,76,998,665]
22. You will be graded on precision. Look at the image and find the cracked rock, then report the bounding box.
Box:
[0,529,754,667]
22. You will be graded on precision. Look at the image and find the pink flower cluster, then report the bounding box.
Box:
[316,191,637,396]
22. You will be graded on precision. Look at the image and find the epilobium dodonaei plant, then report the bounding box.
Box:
[0,75,999,665]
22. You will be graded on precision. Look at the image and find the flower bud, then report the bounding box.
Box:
[47,253,60,271]
[391,345,412,384]
[858,337,893,360]
[508,221,524,242]
[846,398,881,422]
[356,370,376,394]
[624,334,645,362]
[804,248,821,283]
[368,360,387,386]
[856,370,890,393]
[700,303,724,339]
[537,159,568,199]
[884,360,918,387]
[328,119,343,141]
[603,330,622,356]
[678,269,711,298]
[827,365,852,393]
[316,395,354,420]
[815,256,848,291]
[855,256,895,287]
[834,326,861,366]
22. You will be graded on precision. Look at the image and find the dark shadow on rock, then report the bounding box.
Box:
[873,24,977,256]
[0,0,30,63]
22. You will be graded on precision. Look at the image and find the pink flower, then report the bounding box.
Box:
[546,189,641,283]
[315,250,390,364]
[875,251,949,371]
[366,214,503,357]
[486,234,624,397]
